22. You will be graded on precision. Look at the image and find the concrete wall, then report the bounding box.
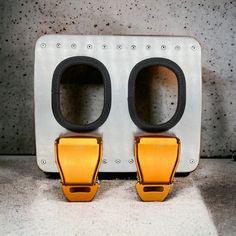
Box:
[0,0,235,156]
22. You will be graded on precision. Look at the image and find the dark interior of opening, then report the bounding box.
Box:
[59,64,104,125]
[135,65,178,125]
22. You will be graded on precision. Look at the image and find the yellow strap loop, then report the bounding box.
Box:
[55,136,102,202]
[134,136,180,201]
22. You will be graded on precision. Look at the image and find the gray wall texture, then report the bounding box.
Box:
[0,0,235,156]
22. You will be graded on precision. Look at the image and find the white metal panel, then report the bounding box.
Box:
[34,35,201,173]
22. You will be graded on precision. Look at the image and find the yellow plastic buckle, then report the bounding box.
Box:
[55,136,102,202]
[134,136,180,202]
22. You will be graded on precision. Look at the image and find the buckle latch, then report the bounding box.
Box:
[134,136,180,202]
[55,136,102,202]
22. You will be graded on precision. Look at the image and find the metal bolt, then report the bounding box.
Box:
[40,43,46,48]
[102,44,107,49]
[131,45,136,50]
[103,159,108,164]
[116,44,122,50]
[87,44,92,49]
[175,45,181,50]
[190,159,195,164]
[56,43,61,48]
[191,45,196,51]
[115,159,121,164]
[41,159,46,165]
[161,45,166,50]
[128,159,134,164]
[71,43,77,49]
[146,44,151,50]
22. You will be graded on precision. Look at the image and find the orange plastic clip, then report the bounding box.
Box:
[55,136,102,202]
[134,136,180,201]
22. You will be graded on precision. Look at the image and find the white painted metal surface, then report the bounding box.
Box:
[34,35,201,173]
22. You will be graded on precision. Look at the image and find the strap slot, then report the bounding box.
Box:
[143,186,164,192]
[70,187,91,193]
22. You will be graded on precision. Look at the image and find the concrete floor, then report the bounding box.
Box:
[0,156,235,236]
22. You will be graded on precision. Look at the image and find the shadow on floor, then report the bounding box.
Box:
[193,159,236,235]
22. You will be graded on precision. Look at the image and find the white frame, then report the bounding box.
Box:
[34,35,201,173]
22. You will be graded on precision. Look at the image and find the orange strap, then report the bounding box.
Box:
[55,136,102,202]
[134,136,180,201]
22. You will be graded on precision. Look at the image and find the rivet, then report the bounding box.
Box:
[41,159,46,165]
[71,43,77,49]
[190,159,195,164]
[56,43,61,48]
[102,44,107,49]
[116,44,122,50]
[175,45,181,50]
[146,44,151,50]
[103,159,108,164]
[128,159,134,164]
[131,45,136,50]
[40,43,46,48]
[115,159,121,164]
[191,45,197,51]
[161,45,166,50]
[87,44,92,49]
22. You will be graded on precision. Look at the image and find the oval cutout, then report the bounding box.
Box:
[52,56,111,132]
[128,58,186,132]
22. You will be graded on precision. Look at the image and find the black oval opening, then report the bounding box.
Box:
[128,58,186,132]
[52,56,111,132]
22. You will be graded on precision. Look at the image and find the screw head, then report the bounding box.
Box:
[87,44,92,49]
[102,44,107,49]
[146,44,151,50]
[41,159,46,165]
[71,43,77,49]
[116,44,122,50]
[103,159,108,164]
[161,45,166,50]
[131,45,136,50]
[40,43,46,48]
[191,45,197,50]
[115,159,121,164]
[190,159,195,164]
[56,43,61,48]
[128,159,134,164]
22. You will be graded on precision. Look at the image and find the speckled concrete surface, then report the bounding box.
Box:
[0,0,235,156]
[0,156,235,235]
